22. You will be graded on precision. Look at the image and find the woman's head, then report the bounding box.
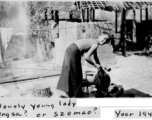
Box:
[97,32,110,45]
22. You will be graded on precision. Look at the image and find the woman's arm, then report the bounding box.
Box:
[94,48,111,72]
[84,44,100,68]
[93,49,100,65]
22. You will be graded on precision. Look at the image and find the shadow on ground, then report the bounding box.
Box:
[122,88,151,97]
[133,51,152,57]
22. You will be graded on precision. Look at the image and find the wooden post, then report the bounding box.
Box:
[54,10,59,24]
[90,8,95,21]
[89,7,91,22]
[90,8,92,22]
[120,8,127,57]
[82,9,85,22]
[69,10,73,21]
[140,8,142,22]
[86,8,89,22]
[133,9,136,43]
[115,11,118,33]
[51,10,54,20]
[146,7,148,34]
[93,8,95,21]
[86,9,88,22]
[0,32,4,64]
[80,8,84,23]
[146,7,148,21]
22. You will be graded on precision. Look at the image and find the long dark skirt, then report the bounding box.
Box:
[57,43,83,97]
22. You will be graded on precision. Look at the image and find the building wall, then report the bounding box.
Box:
[54,21,78,65]
[54,21,116,68]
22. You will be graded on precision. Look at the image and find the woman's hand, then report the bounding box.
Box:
[95,64,101,69]
[104,67,111,72]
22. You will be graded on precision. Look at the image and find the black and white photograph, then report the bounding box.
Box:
[0,0,152,100]
[1,0,152,118]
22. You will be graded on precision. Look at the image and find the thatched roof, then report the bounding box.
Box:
[123,2,152,9]
[76,1,152,11]
[34,1,152,12]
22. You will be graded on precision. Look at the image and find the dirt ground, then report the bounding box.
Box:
[109,53,152,96]
[1,51,152,97]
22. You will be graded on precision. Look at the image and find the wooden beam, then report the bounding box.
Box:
[99,1,105,9]
[0,32,5,64]
[76,2,79,10]
[86,1,91,22]
[110,2,116,10]
[112,3,118,10]
[90,8,95,22]
[80,1,84,23]
[104,1,108,6]
[140,8,142,22]
[133,9,136,43]
[86,1,91,8]
[87,1,95,9]
[80,1,85,10]
[120,8,127,57]
[146,7,148,21]
[124,2,129,9]
[115,11,118,33]
[95,1,103,10]
[54,10,59,24]
[86,7,89,22]
[92,8,95,21]
[89,7,92,22]
[144,2,149,6]
[134,2,140,9]
[129,2,135,9]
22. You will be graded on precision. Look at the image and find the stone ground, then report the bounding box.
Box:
[0,51,152,98]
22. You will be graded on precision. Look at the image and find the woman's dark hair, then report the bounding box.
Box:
[99,31,111,44]
[102,31,110,39]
